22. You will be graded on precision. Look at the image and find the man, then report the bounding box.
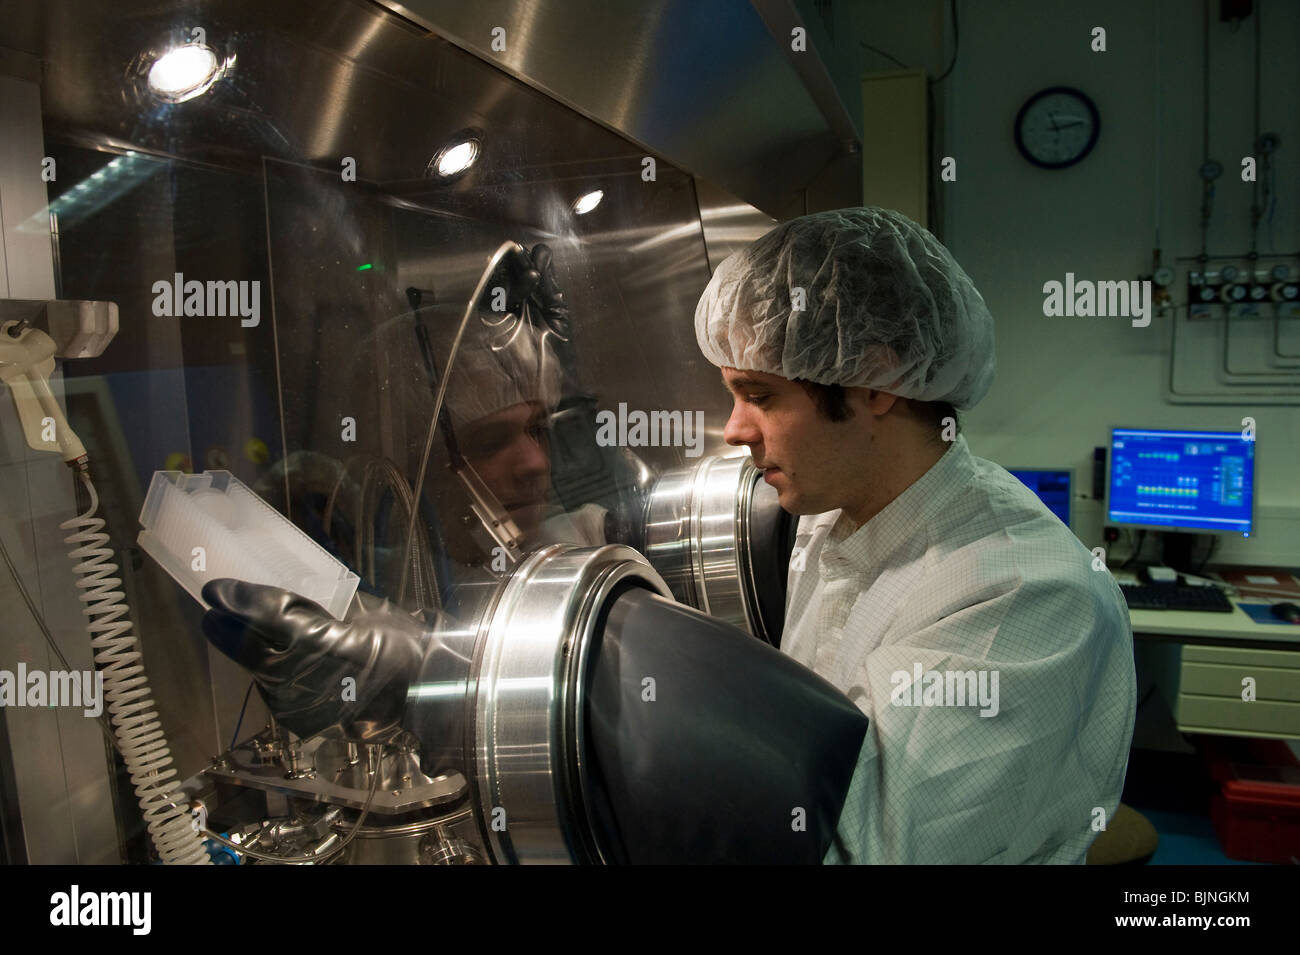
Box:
[696,206,1137,863]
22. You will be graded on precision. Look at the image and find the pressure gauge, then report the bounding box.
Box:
[1220,265,1240,283]
[1154,266,1175,287]
[1200,160,1223,181]
[1271,264,1290,281]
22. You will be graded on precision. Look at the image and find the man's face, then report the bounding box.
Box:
[459,401,552,539]
[721,367,875,517]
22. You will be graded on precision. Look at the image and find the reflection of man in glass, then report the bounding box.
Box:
[455,400,552,541]
[427,247,608,566]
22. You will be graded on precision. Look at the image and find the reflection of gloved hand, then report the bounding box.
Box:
[527,244,571,338]
[201,579,425,743]
[492,243,571,338]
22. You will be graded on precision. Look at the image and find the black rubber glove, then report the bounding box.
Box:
[202,579,431,745]
[489,243,571,338]
[527,243,572,338]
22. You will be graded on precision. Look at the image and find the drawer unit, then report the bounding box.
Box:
[1171,646,1300,739]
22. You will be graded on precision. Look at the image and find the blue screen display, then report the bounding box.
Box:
[1009,470,1072,527]
[1108,429,1255,535]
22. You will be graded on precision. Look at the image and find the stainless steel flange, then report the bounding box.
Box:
[642,455,780,644]
[467,543,672,864]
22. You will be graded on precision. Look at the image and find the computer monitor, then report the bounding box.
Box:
[1106,428,1255,537]
[1008,469,1072,528]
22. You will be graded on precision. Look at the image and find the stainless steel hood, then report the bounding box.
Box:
[378,0,863,219]
[0,0,858,220]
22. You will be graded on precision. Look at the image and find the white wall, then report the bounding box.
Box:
[854,0,1300,564]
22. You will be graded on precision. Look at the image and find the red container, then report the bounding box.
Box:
[1210,763,1300,865]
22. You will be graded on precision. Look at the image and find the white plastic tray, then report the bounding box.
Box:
[138,470,359,620]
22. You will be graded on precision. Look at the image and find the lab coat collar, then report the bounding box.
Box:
[819,433,977,579]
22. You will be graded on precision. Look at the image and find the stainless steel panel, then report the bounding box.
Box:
[0,70,54,299]
[694,178,777,281]
[381,0,861,216]
[0,71,120,865]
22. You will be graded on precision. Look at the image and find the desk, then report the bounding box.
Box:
[1128,605,1300,651]
[1121,565,1300,650]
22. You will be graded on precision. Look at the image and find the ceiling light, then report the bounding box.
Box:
[432,139,480,178]
[147,44,221,103]
[572,189,603,215]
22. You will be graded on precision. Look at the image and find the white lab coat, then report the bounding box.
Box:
[783,434,1136,864]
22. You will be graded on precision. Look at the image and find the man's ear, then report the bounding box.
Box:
[861,389,900,416]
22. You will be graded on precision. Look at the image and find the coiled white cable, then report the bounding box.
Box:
[61,471,211,865]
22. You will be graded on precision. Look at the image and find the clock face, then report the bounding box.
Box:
[1014,87,1099,169]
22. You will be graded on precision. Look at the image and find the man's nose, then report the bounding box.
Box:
[723,401,760,448]
[516,431,550,477]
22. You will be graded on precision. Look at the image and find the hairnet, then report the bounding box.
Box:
[359,302,564,438]
[693,207,995,410]
[438,307,565,431]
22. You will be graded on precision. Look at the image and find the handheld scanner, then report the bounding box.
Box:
[0,321,87,465]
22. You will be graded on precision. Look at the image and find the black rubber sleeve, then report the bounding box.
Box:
[582,588,868,864]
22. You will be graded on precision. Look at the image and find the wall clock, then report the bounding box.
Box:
[1014,86,1100,169]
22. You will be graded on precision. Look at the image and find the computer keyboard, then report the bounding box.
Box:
[1119,583,1235,613]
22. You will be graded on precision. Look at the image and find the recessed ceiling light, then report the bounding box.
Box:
[432,139,480,178]
[572,189,603,215]
[147,44,222,103]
